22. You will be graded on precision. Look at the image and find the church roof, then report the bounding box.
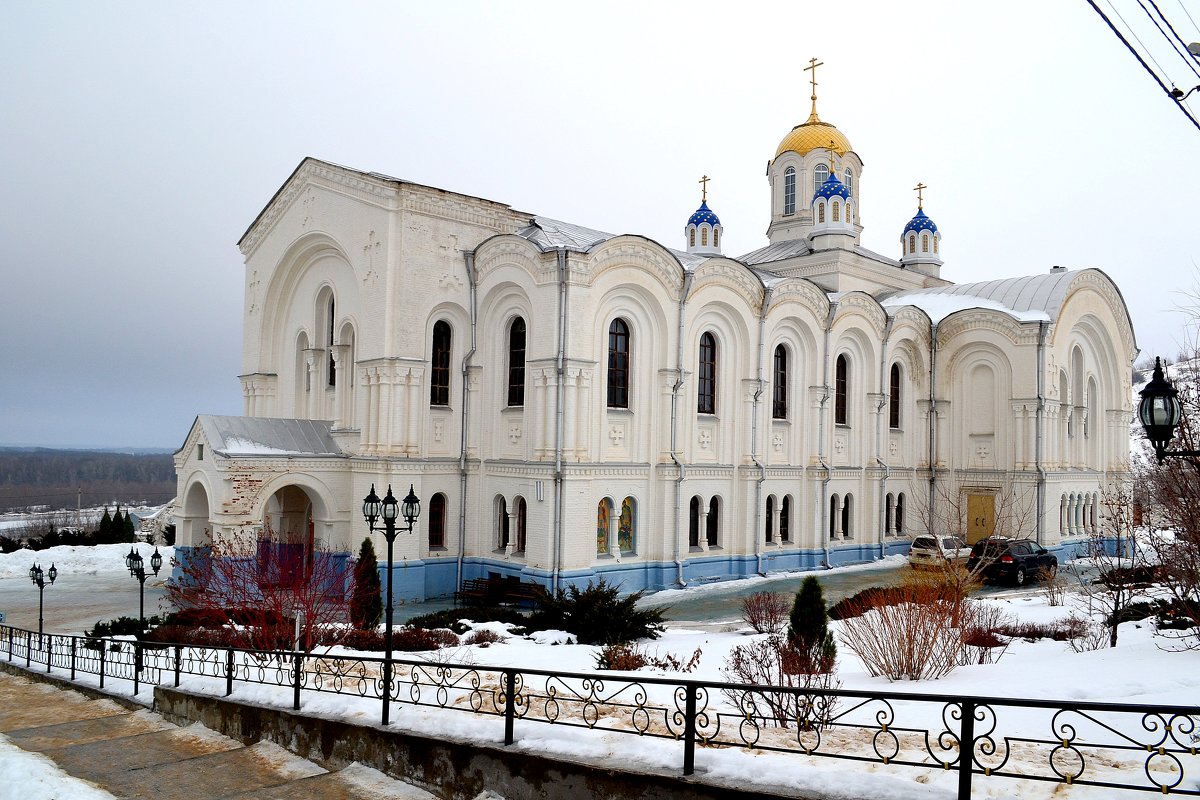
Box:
[881,269,1084,323]
[687,201,721,227]
[738,239,812,265]
[516,216,708,270]
[903,208,938,235]
[774,113,853,160]
[192,415,345,458]
[814,172,851,201]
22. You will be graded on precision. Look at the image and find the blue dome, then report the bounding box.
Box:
[902,207,938,235]
[687,201,721,227]
[813,172,850,201]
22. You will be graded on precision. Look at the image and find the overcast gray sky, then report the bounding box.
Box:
[3,2,1199,449]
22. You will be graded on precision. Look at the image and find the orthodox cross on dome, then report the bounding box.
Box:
[804,57,824,119]
[829,139,837,171]
[914,182,927,209]
[699,174,710,203]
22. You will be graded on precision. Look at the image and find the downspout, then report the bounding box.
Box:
[927,321,939,532]
[877,318,894,559]
[670,272,696,586]
[817,302,837,567]
[1035,321,1048,546]
[752,286,775,576]
[456,250,478,591]
[552,248,568,593]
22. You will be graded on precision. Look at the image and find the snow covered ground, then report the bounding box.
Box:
[0,543,1197,798]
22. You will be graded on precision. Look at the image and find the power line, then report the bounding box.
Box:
[1106,0,1174,75]
[1172,0,1200,41]
[1142,0,1200,79]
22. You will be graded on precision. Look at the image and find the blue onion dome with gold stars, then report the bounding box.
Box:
[903,207,938,235]
[814,172,850,201]
[688,200,721,227]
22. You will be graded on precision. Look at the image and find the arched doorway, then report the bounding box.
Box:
[261,485,317,589]
[180,481,212,548]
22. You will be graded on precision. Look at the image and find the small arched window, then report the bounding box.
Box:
[844,168,853,196]
[706,497,719,547]
[889,362,901,429]
[895,493,905,535]
[818,202,826,224]
[829,494,840,539]
[784,167,796,215]
[908,234,916,254]
[430,320,452,406]
[428,493,447,548]
[832,200,840,222]
[713,229,719,247]
[835,354,849,425]
[326,296,337,388]
[922,233,930,253]
[814,163,829,193]
[934,236,939,254]
[496,496,509,549]
[596,498,612,554]
[618,497,635,553]
[772,344,788,419]
[607,318,630,409]
[780,496,791,542]
[701,227,708,246]
[844,202,852,224]
[689,228,695,247]
[842,494,853,538]
[507,317,526,407]
[697,332,717,415]
[765,495,775,543]
[688,496,701,548]
[514,497,527,553]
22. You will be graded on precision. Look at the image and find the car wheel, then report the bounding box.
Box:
[1015,567,1027,587]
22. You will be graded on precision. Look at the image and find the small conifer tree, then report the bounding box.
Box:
[122,508,136,542]
[350,537,383,630]
[787,576,837,673]
[99,507,112,542]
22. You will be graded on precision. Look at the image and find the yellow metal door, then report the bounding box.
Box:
[967,493,995,544]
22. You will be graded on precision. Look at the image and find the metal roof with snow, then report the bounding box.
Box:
[881,269,1081,323]
[195,415,344,457]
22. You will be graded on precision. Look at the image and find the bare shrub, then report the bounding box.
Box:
[1067,617,1111,653]
[722,635,840,729]
[959,604,1013,665]
[463,628,506,647]
[595,643,702,672]
[1040,567,1067,606]
[993,617,1088,642]
[741,591,790,634]
[838,597,961,681]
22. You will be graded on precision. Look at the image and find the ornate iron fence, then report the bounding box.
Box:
[2,623,1196,798]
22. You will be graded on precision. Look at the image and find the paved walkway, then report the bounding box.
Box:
[0,670,439,800]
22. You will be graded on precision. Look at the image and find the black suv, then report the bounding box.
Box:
[966,537,1058,586]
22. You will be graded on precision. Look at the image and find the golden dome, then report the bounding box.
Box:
[774,112,852,160]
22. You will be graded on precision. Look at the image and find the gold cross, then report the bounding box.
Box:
[804,57,824,118]
[914,182,927,209]
[699,174,710,203]
[829,139,837,171]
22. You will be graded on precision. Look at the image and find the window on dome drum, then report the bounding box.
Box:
[428,493,447,548]
[701,228,708,246]
[934,237,939,254]
[772,344,788,419]
[889,362,901,429]
[765,496,775,543]
[326,297,336,388]
[688,496,701,548]
[514,497,527,553]
[814,163,829,194]
[908,234,916,254]
[835,354,849,425]
[697,332,717,414]
[507,317,526,407]
[844,168,853,196]
[832,201,840,222]
[817,202,825,224]
[707,497,719,547]
[713,229,719,247]
[784,167,796,215]
[845,202,852,224]
[607,318,630,408]
[430,321,452,406]
[922,233,929,253]
[689,228,695,247]
[496,496,509,550]
[780,496,791,542]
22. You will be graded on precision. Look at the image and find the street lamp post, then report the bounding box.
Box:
[126,545,163,672]
[362,483,420,725]
[1138,357,1200,464]
[28,562,58,649]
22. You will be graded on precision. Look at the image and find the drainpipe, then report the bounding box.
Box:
[552,248,568,593]
[456,251,478,591]
[670,272,695,586]
[927,321,939,533]
[817,302,837,567]
[752,287,775,576]
[876,319,894,559]
[1035,321,1048,546]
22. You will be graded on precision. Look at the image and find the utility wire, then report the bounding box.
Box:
[1107,0,1173,76]
[1143,0,1200,79]
[1172,0,1200,41]
[1086,0,1200,132]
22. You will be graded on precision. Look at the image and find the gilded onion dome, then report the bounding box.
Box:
[775,110,853,160]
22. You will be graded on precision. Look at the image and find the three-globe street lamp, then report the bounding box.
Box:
[1138,357,1200,464]
[362,483,420,726]
[126,545,163,673]
[28,562,58,649]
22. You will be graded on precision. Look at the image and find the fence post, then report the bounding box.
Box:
[226,648,234,697]
[174,645,182,687]
[99,642,106,689]
[26,631,31,667]
[70,637,76,680]
[958,700,976,800]
[7,627,11,661]
[133,642,140,696]
[46,635,52,674]
[503,668,516,745]
[292,651,302,711]
[683,682,697,776]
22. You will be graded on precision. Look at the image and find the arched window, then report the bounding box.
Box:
[889,362,901,429]
[701,228,708,246]
[697,332,717,414]
[514,497,527,553]
[428,493,447,548]
[829,495,840,539]
[817,202,826,224]
[832,200,840,222]
[907,234,916,254]
[835,354,849,425]
[596,498,612,554]
[689,228,695,247]
[765,495,775,543]
[842,494,853,538]
[619,497,635,553]
[713,229,719,247]
[607,318,630,409]
[934,236,939,254]
[773,344,788,419]
[845,201,852,224]
[814,163,829,193]
[844,168,853,196]
[780,496,791,542]
[922,233,929,253]
[507,317,526,407]
[430,321,452,406]
[783,167,796,215]
[706,497,719,547]
[895,493,905,535]
[688,496,701,548]
[496,496,509,549]
[326,297,337,387]
[885,492,895,534]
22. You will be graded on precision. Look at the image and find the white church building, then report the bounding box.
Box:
[174,75,1137,601]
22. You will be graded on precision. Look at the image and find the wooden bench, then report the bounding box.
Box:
[454,577,546,607]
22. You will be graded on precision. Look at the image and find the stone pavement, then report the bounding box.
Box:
[0,670,439,800]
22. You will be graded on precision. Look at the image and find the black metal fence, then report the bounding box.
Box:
[3,623,1196,798]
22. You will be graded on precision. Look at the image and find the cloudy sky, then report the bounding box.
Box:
[3,2,1199,449]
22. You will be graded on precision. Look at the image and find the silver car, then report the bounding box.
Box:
[908,534,971,569]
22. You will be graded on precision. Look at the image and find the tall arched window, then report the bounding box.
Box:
[618,497,635,553]
[934,236,939,254]
[889,362,901,429]
[765,496,775,543]
[697,332,717,414]
[784,167,796,215]
[814,163,829,193]
[507,317,526,407]
[596,498,612,554]
[495,496,509,549]
[706,497,719,547]
[835,354,849,425]
[713,229,719,247]
[773,344,788,419]
[688,496,701,548]
[607,318,630,409]
[780,496,791,542]
[907,234,916,254]
[842,494,853,538]
[844,168,853,196]
[689,228,696,247]
[428,493,447,548]
[829,495,840,539]
[514,497,527,553]
[326,297,337,387]
[430,321,452,406]
[895,493,905,535]
[701,228,708,246]
[832,200,840,222]
[922,233,930,253]
[817,202,826,223]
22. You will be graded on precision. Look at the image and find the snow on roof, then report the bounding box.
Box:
[196,415,344,458]
[738,239,811,266]
[881,270,1079,323]
[515,216,709,271]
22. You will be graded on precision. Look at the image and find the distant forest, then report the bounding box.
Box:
[0,448,176,512]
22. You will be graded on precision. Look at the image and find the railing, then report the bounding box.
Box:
[2,623,1196,798]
